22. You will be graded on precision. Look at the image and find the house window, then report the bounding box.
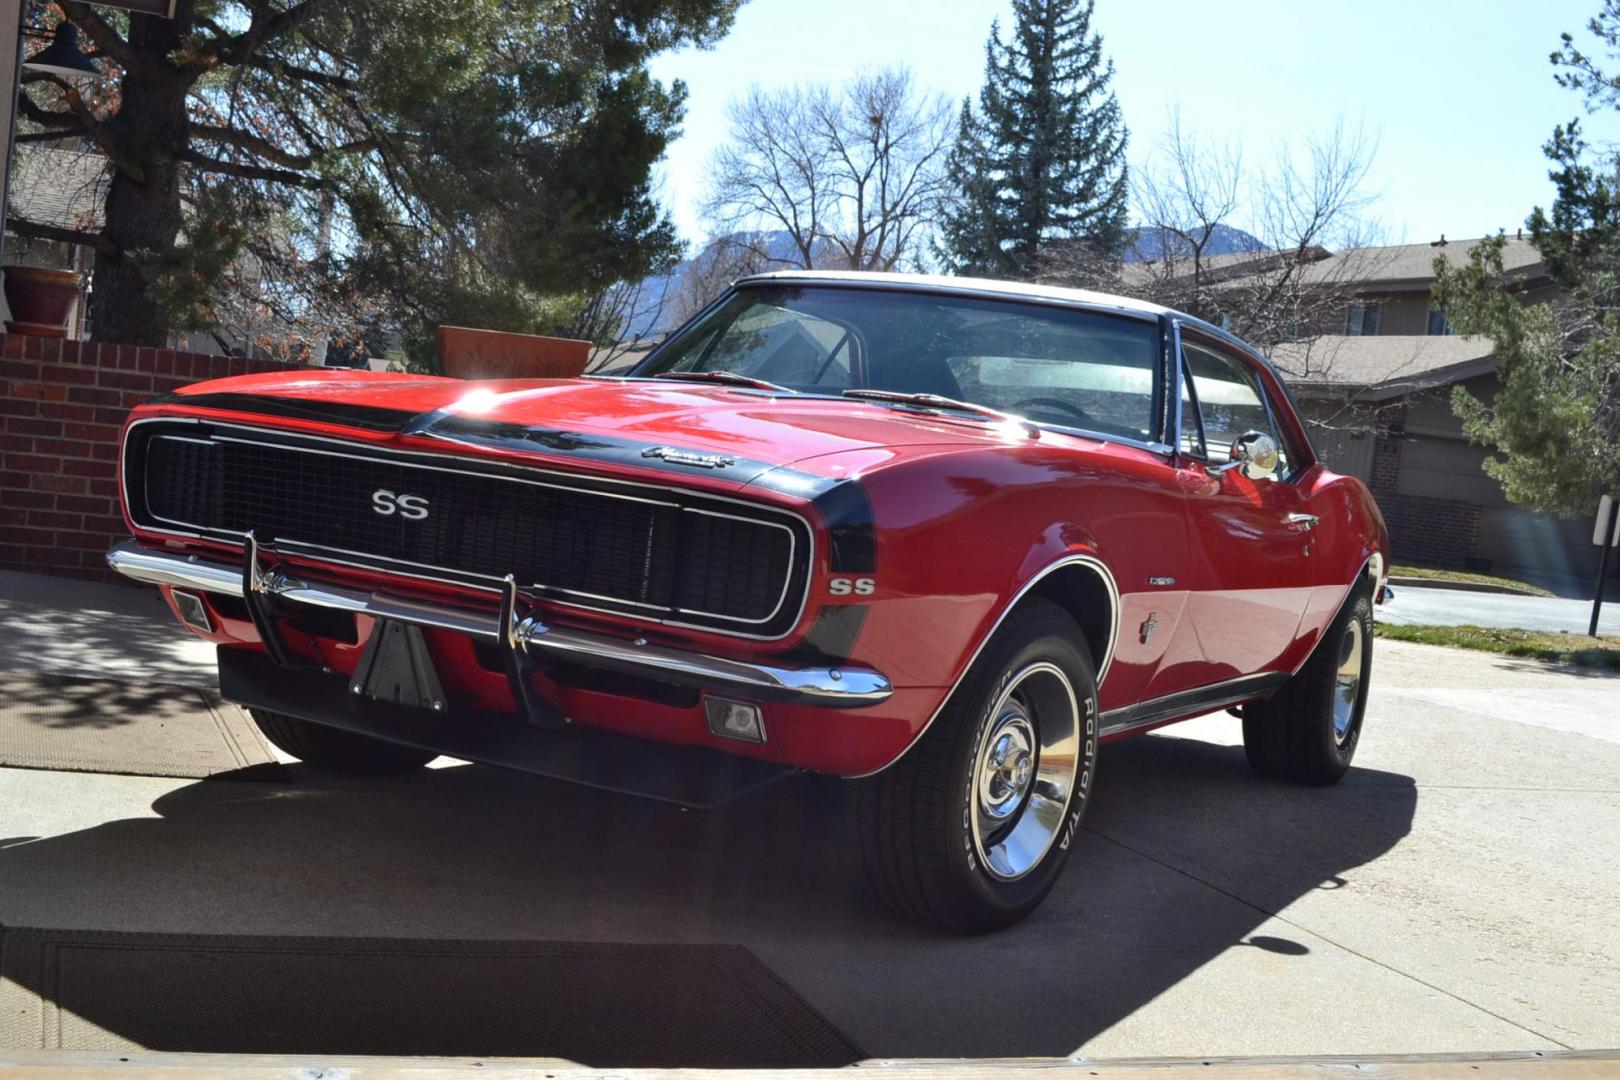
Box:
[1345,301,1381,336]
[1427,308,1453,335]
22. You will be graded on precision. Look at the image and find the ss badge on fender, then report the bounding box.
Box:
[828,577,875,597]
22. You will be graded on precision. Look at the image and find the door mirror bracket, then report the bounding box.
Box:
[1206,430,1280,482]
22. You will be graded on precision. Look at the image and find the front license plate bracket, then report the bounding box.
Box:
[352,618,449,712]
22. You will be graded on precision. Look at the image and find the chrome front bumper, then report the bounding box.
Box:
[107,540,892,708]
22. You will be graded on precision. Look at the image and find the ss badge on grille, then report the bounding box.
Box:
[372,488,430,520]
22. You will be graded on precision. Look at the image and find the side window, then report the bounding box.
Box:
[1182,341,1289,478]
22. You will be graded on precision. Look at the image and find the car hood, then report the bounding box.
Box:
[163,370,1038,484]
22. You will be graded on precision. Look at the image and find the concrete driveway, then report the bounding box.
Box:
[1,575,1617,1061]
[1379,582,1620,634]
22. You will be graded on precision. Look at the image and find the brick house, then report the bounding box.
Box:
[1266,235,1602,592]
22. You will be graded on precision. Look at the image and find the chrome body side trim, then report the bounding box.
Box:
[846,552,1121,779]
[123,416,816,642]
[1099,671,1288,737]
[106,541,890,708]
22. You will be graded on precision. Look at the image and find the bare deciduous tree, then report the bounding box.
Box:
[1037,115,1421,429]
[703,68,955,272]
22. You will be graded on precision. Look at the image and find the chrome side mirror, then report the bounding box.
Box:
[1208,430,1280,481]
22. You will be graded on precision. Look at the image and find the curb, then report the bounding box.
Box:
[1386,575,1550,598]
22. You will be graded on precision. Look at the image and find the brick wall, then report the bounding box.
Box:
[0,333,302,581]
[1364,402,1483,568]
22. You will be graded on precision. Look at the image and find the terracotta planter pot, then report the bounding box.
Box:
[3,265,82,337]
[437,325,591,381]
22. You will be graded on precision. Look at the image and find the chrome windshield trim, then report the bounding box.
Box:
[107,541,890,708]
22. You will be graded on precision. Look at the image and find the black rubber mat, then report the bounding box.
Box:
[0,671,281,779]
[0,926,863,1067]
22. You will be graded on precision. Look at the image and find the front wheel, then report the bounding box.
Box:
[1242,586,1373,785]
[250,709,437,775]
[853,600,1099,933]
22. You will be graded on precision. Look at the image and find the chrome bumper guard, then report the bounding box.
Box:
[107,540,892,708]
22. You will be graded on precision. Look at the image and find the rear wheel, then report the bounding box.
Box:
[249,709,437,775]
[853,600,1099,933]
[1242,586,1373,784]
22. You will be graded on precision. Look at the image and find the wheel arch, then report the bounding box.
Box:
[1021,558,1118,685]
[849,552,1119,779]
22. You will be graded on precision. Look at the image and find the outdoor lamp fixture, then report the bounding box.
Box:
[22,22,101,82]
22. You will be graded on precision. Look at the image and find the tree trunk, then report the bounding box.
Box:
[88,13,191,347]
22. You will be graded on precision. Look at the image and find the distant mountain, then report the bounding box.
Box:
[1124,224,1265,263]
[616,230,829,340]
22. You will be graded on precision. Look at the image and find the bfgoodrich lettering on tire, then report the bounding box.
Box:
[853,599,1100,933]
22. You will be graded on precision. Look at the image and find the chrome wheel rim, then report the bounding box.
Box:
[1333,618,1365,744]
[970,662,1080,882]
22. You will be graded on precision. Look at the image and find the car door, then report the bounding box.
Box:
[1147,331,1325,694]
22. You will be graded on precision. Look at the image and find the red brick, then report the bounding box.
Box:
[25,545,86,569]
[8,417,62,437]
[87,477,117,497]
[66,386,123,406]
[93,407,128,426]
[34,438,93,458]
[54,530,104,549]
[34,473,88,494]
[3,336,22,358]
[98,371,153,392]
[155,349,175,375]
[4,453,61,472]
[0,398,38,418]
[0,433,34,452]
[55,494,113,514]
[27,509,81,529]
[39,402,95,422]
[61,458,113,478]
[11,381,68,402]
[91,443,119,461]
[81,513,126,534]
[22,336,42,360]
[63,421,120,442]
[0,524,56,545]
[57,340,82,364]
[49,365,96,385]
[0,360,40,380]
[38,338,61,363]
[0,542,26,564]
[4,490,56,510]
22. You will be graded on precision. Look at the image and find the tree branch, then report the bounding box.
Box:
[180,149,322,187]
[16,127,88,144]
[58,2,138,71]
[6,215,119,257]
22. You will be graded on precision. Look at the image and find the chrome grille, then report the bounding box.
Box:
[127,421,808,635]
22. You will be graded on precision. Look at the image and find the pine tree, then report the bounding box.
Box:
[940,0,1130,279]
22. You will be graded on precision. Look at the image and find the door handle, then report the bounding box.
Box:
[1286,513,1319,531]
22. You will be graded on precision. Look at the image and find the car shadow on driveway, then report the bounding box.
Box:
[0,731,1417,1061]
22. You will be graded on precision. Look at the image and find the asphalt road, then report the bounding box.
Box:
[1379,582,1620,634]
[1,571,1617,1062]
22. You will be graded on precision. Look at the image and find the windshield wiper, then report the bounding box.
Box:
[653,370,797,394]
[841,389,1039,438]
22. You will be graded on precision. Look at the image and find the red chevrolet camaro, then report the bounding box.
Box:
[111,272,1389,931]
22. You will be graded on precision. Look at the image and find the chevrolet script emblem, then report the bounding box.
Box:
[641,446,736,469]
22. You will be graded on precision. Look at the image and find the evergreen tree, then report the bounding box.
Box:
[1432,6,1620,518]
[12,0,738,354]
[940,0,1129,279]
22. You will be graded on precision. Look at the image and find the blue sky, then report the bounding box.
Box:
[649,0,1615,251]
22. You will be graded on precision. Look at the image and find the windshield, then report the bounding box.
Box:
[636,286,1164,442]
